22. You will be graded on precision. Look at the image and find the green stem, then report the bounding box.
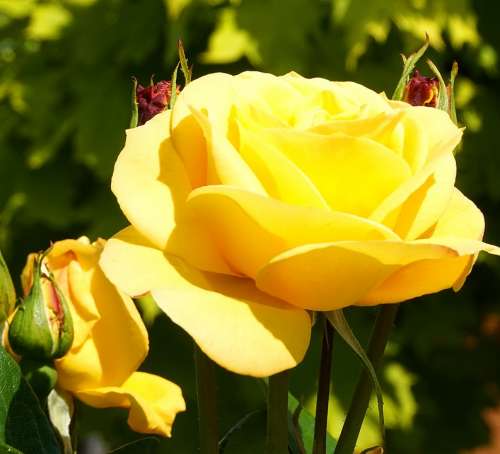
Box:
[194,344,219,454]
[312,317,335,454]
[334,304,399,454]
[266,370,290,454]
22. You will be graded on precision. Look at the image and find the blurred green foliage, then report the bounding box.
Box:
[1,0,500,452]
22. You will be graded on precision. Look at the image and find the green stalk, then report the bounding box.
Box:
[266,370,290,454]
[334,304,399,454]
[312,317,335,454]
[194,344,219,454]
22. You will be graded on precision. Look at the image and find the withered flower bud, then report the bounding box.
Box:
[403,69,439,107]
[136,80,175,125]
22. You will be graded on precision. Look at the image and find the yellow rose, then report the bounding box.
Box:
[15,238,185,437]
[100,71,500,377]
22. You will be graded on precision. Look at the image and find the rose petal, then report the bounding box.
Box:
[235,114,330,209]
[111,110,231,274]
[370,152,457,239]
[56,257,148,391]
[75,372,185,437]
[391,104,463,161]
[256,240,457,311]
[361,190,499,304]
[186,185,398,277]
[257,129,412,216]
[111,110,191,249]
[100,228,311,377]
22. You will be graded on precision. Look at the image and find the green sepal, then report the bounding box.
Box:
[327,310,385,445]
[169,62,180,109]
[449,61,459,125]
[129,77,139,128]
[8,253,73,361]
[51,278,74,359]
[392,35,430,101]
[427,59,449,112]
[177,39,192,85]
[0,249,15,326]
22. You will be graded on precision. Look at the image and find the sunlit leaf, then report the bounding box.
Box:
[327,310,385,444]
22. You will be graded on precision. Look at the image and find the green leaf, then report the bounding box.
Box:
[427,59,449,112]
[326,310,385,445]
[288,393,336,453]
[392,35,429,101]
[0,346,61,454]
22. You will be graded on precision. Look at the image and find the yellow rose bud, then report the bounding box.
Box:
[8,251,74,361]
[100,71,500,378]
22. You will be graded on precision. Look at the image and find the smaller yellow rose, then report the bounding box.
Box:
[8,237,185,437]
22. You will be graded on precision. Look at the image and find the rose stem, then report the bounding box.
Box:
[194,344,219,454]
[312,316,335,454]
[266,369,290,454]
[334,304,399,454]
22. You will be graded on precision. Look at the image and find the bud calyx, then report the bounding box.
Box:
[8,251,73,361]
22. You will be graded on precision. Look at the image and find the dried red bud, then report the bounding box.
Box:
[403,70,439,107]
[136,80,176,125]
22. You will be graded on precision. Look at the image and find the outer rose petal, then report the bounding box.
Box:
[75,372,185,437]
[370,152,457,239]
[55,255,148,391]
[112,111,186,249]
[186,185,398,277]
[111,110,231,274]
[100,228,311,377]
[390,104,463,162]
[361,189,500,305]
[256,240,458,311]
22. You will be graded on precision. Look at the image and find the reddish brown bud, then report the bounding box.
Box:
[136,80,175,125]
[403,70,439,107]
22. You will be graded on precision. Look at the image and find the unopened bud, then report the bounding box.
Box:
[0,249,15,325]
[403,70,439,107]
[8,251,73,361]
[136,80,176,125]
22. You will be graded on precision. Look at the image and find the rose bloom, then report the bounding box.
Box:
[101,71,500,377]
[13,238,185,436]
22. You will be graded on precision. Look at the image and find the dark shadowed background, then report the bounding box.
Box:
[1,1,500,453]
